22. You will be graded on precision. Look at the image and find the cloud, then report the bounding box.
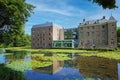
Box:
[35,4,72,16]
[30,0,86,17]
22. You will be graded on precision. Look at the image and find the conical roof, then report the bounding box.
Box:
[109,16,116,21]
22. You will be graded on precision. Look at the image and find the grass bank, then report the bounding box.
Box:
[81,51,120,60]
[4,47,97,53]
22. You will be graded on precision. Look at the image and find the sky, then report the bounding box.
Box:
[25,0,120,34]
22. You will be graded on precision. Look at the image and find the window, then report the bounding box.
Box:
[80,27,83,30]
[102,25,105,28]
[49,38,51,41]
[87,40,90,44]
[92,32,95,36]
[32,30,35,33]
[87,27,90,29]
[87,32,90,36]
[92,26,95,29]
[111,39,114,45]
[49,43,51,46]
[102,31,105,36]
[112,32,114,34]
[49,33,51,35]
[92,40,96,45]
[49,28,51,31]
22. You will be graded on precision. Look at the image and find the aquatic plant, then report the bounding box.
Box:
[32,53,71,61]
[81,51,120,60]
[6,60,52,72]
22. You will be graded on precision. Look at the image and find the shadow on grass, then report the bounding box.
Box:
[0,64,26,80]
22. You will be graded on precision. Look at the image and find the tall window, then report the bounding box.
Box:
[102,31,105,38]
[87,40,90,44]
[87,32,90,36]
[87,27,90,29]
[49,28,50,31]
[49,38,51,41]
[92,40,96,44]
[92,26,95,29]
[92,32,95,37]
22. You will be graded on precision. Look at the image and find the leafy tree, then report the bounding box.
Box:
[0,0,35,28]
[89,0,117,9]
[0,0,34,47]
[23,34,31,46]
[117,27,120,37]
[117,27,120,44]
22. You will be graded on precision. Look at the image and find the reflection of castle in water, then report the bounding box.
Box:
[31,54,119,80]
[76,56,118,80]
[34,60,64,74]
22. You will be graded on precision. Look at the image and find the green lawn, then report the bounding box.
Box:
[4,47,96,53]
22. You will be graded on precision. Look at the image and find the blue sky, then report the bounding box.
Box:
[25,0,120,34]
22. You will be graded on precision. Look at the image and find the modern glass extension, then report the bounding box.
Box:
[52,40,74,48]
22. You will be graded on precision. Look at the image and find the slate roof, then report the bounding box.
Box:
[32,22,63,29]
[80,16,116,26]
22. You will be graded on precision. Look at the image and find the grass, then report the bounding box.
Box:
[81,51,120,60]
[5,47,39,52]
[5,47,97,53]
[39,49,89,53]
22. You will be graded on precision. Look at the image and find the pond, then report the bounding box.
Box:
[0,49,120,80]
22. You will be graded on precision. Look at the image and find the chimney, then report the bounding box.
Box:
[102,16,105,19]
[83,19,85,22]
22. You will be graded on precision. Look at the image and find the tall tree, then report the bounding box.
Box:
[0,0,35,28]
[0,0,34,47]
[117,27,120,47]
[89,0,117,9]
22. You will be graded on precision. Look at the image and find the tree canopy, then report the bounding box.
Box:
[0,0,35,28]
[89,0,117,9]
[0,0,34,47]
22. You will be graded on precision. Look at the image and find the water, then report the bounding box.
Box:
[0,49,120,80]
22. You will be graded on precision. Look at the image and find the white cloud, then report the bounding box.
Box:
[31,0,86,17]
[35,4,72,16]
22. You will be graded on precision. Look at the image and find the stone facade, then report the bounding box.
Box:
[31,22,64,48]
[78,16,117,49]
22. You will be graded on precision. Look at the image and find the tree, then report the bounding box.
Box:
[0,0,35,28]
[89,0,118,9]
[0,0,34,47]
[117,27,120,47]
[117,27,120,37]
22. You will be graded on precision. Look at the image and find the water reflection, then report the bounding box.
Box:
[118,64,120,80]
[25,54,120,80]
[0,50,120,80]
[34,60,64,74]
[77,56,118,80]
[0,49,5,63]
